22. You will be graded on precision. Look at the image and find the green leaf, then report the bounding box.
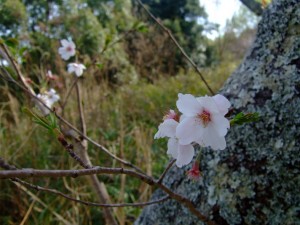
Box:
[96,63,103,70]
[4,38,19,48]
[230,112,260,126]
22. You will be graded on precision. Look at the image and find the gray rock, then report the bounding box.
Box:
[135,0,300,224]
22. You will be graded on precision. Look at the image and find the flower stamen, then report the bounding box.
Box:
[198,110,211,127]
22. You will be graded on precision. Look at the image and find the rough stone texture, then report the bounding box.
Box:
[135,0,300,224]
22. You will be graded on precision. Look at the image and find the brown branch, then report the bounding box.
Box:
[11,178,170,208]
[74,81,118,225]
[157,159,175,184]
[61,76,79,110]
[0,165,215,225]
[136,0,215,96]
[0,43,35,96]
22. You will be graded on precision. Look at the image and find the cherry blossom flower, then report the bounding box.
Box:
[155,110,194,167]
[176,93,231,150]
[58,39,76,60]
[36,89,60,115]
[67,63,86,77]
[187,161,201,181]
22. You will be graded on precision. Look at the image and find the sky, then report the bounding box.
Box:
[200,0,242,38]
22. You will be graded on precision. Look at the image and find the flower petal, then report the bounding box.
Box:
[176,93,202,117]
[60,39,69,47]
[213,94,231,115]
[198,125,227,150]
[197,96,219,114]
[176,144,194,167]
[176,117,203,145]
[154,119,178,139]
[211,114,230,136]
[167,138,179,159]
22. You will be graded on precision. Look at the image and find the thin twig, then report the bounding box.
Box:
[0,43,35,96]
[75,80,118,225]
[61,76,79,110]
[0,166,216,225]
[136,0,215,95]
[11,178,170,208]
[157,159,175,184]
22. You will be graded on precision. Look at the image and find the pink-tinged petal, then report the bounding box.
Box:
[197,96,219,114]
[176,117,203,145]
[154,119,178,139]
[213,94,231,115]
[176,144,194,167]
[167,138,179,159]
[60,39,69,46]
[69,41,76,49]
[211,114,230,136]
[200,126,227,150]
[176,93,202,117]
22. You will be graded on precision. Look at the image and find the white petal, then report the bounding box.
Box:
[75,68,83,77]
[167,138,179,159]
[176,144,194,167]
[200,126,227,150]
[211,114,230,136]
[213,94,231,115]
[60,39,69,47]
[67,64,75,74]
[176,93,202,117]
[197,96,219,114]
[176,117,203,145]
[154,119,178,139]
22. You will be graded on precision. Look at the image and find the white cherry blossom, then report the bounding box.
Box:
[58,39,76,60]
[176,93,230,150]
[67,63,86,77]
[155,110,194,167]
[36,89,60,115]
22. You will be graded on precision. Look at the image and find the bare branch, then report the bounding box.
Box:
[61,76,79,110]
[136,0,215,96]
[157,159,175,184]
[11,178,170,208]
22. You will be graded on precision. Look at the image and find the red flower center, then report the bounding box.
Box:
[66,46,73,52]
[198,110,211,127]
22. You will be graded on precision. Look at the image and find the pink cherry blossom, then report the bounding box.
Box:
[67,63,86,77]
[58,39,76,60]
[176,93,230,150]
[154,110,194,167]
[187,161,201,181]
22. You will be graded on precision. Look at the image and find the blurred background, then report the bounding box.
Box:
[0,0,263,224]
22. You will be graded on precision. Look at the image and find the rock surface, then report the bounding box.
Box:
[135,0,300,224]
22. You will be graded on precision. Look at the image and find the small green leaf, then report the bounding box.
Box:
[230,112,260,126]
[5,38,19,48]
[96,63,103,70]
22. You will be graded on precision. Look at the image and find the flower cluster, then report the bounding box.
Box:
[35,38,87,115]
[155,93,231,168]
[58,39,86,77]
[37,89,60,115]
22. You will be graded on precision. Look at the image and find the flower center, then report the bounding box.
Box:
[198,110,211,127]
[66,46,73,52]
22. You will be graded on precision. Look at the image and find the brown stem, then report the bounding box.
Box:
[0,164,215,225]
[11,178,170,208]
[136,0,215,95]
[157,159,175,184]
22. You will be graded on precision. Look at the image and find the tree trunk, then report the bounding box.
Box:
[135,0,300,224]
